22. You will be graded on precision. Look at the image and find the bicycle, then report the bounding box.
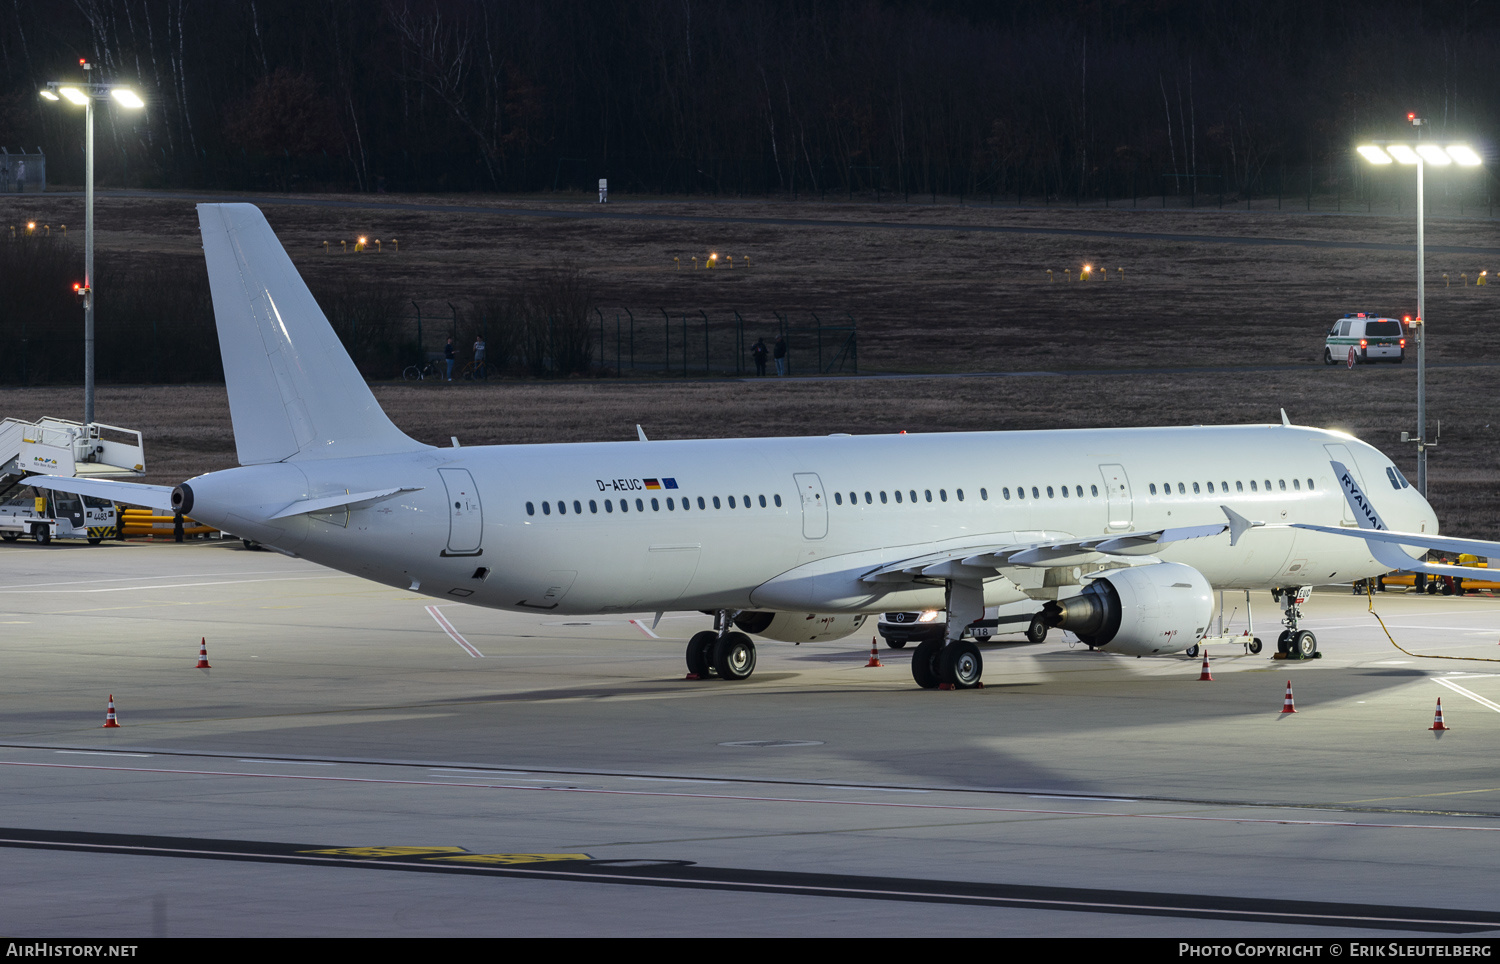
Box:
[402,360,440,380]
[461,360,496,381]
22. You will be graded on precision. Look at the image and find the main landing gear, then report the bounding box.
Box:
[685,611,757,681]
[910,578,986,690]
[1272,585,1319,660]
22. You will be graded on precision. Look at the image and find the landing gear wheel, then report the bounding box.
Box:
[911,638,943,689]
[1276,630,1292,654]
[885,637,908,650]
[1248,637,1264,655]
[712,632,756,680]
[1291,630,1317,659]
[1025,614,1049,644]
[686,631,718,678]
[938,640,984,689]
[1184,643,1200,658]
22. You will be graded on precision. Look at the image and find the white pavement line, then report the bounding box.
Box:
[0,569,302,590]
[1432,677,1500,713]
[425,606,483,657]
[4,760,1500,834]
[630,619,660,639]
[0,575,322,594]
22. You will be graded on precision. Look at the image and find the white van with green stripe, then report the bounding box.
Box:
[1324,314,1406,365]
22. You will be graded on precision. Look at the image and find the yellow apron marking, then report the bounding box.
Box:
[428,853,593,865]
[301,846,469,858]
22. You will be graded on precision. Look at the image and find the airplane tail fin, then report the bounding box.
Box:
[197,203,427,465]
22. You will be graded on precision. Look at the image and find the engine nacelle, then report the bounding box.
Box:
[732,611,868,643]
[1041,562,1212,655]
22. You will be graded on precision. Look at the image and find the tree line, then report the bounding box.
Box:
[0,0,1495,198]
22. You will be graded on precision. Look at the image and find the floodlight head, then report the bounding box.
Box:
[1357,145,1392,164]
[110,88,144,109]
[39,89,59,101]
[58,86,88,106]
[1386,144,1419,164]
[1415,144,1451,166]
[1446,145,1482,166]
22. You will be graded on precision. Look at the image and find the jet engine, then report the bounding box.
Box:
[732,611,867,643]
[1041,562,1211,655]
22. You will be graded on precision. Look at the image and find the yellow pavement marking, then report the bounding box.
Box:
[301,846,469,858]
[428,853,593,865]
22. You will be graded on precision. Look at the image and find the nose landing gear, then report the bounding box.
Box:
[1271,586,1319,660]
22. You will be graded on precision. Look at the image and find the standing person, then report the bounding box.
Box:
[473,335,487,380]
[751,338,768,376]
[14,159,25,194]
[773,334,787,376]
[444,336,456,381]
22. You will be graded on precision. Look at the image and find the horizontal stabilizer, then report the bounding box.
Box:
[269,487,423,520]
[24,475,175,512]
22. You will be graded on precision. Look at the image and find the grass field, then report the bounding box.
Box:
[2,190,1498,534]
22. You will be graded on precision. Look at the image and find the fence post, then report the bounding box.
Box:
[660,308,669,372]
[700,310,709,375]
[734,311,745,375]
[625,307,634,371]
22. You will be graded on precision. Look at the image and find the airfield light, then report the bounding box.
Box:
[1447,145,1482,166]
[1356,145,1392,164]
[1385,144,1420,164]
[27,221,35,231]
[1415,144,1451,166]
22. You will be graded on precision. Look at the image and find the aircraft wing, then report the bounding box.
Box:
[1281,460,1500,579]
[21,475,176,512]
[859,522,1227,585]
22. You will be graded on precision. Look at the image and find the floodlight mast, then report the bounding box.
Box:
[1353,115,1481,497]
[38,62,143,426]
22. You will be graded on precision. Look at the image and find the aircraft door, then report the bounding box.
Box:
[793,472,828,539]
[438,468,483,555]
[1099,464,1133,530]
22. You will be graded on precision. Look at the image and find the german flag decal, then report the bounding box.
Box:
[643,479,662,490]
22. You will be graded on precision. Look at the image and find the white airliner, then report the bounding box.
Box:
[32,204,1476,689]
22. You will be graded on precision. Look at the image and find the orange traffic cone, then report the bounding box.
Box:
[865,638,883,668]
[102,695,121,728]
[1198,650,1214,681]
[196,637,211,668]
[1430,698,1449,731]
[1280,680,1297,714]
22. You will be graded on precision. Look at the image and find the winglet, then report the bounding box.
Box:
[1280,408,1291,427]
[637,425,649,442]
[1221,505,1263,546]
[1330,460,1387,531]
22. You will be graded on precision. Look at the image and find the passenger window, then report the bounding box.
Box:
[1307,479,1314,490]
[956,489,964,501]
[1060,486,1068,498]
[1003,488,1010,500]
[573,500,582,514]
[590,500,598,513]
[774,494,783,507]
[698,496,707,509]
[1150,484,1157,495]
[1192,483,1200,494]
[728,496,736,508]
[940,489,947,502]
[713,496,721,509]
[666,498,674,510]
[1075,486,1083,497]
[880,491,888,504]
[760,495,767,507]
[863,492,871,504]
[1292,479,1301,491]
[1250,481,1257,492]
[910,490,918,503]
[1278,480,1286,492]
[651,497,660,510]
[681,497,689,511]
[1236,481,1243,492]
[543,502,552,515]
[558,501,566,515]
[980,488,987,500]
[835,492,843,505]
[1206,482,1214,494]
[636,498,645,510]
[1264,480,1272,491]
[526,502,535,516]
[620,499,628,513]
[1031,487,1039,499]
[925,490,933,502]
[743,495,750,507]
[1046,486,1054,498]
[1177,483,1185,494]
[894,490,903,503]
[1091,485,1098,497]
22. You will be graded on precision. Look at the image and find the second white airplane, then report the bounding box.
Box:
[36,204,1455,689]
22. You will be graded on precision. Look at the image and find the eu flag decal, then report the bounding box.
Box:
[663,478,678,489]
